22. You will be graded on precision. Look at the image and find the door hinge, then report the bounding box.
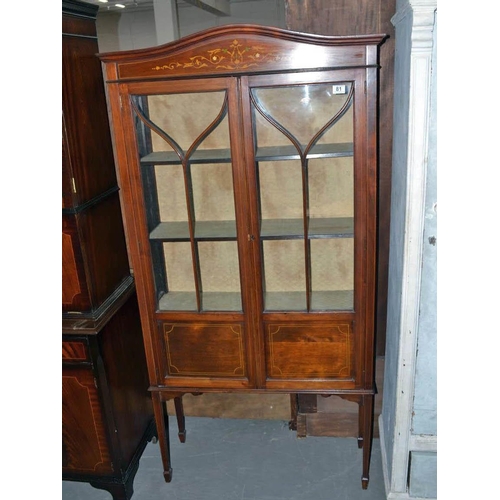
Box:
[364,81,367,95]
[94,377,98,389]
[119,95,123,109]
[71,177,77,194]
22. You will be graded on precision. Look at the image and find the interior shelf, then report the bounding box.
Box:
[150,220,237,241]
[141,149,232,165]
[256,142,353,161]
[150,218,353,241]
[140,143,353,165]
[158,291,242,311]
[260,217,354,239]
[264,290,354,311]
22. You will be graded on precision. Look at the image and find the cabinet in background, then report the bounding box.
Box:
[62,2,154,499]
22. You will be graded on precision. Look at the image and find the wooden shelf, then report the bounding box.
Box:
[158,291,242,311]
[141,149,232,165]
[310,290,354,311]
[263,290,354,311]
[256,142,353,161]
[150,218,353,241]
[260,217,354,239]
[150,220,237,241]
[158,290,353,312]
[140,143,353,165]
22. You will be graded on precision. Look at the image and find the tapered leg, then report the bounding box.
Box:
[152,392,173,482]
[289,393,298,431]
[174,396,186,443]
[361,395,374,489]
[358,399,365,449]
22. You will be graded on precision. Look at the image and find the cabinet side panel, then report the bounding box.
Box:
[99,291,153,466]
[62,366,113,474]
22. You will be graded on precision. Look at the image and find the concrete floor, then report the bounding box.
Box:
[62,416,386,500]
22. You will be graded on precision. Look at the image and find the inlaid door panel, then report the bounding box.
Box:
[62,366,113,474]
[162,322,246,378]
[264,322,354,380]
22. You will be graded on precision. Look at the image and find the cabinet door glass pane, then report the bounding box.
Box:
[251,82,354,311]
[199,241,242,311]
[263,240,306,311]
[132,91,242,311]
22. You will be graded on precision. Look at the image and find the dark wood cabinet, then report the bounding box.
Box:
[98,25,387,489]
[62,1,154,499]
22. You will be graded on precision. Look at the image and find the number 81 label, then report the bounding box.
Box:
[332,85,347,95]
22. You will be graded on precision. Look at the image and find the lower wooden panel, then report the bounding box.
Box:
[62,367,112,474]
[163,322,246,378]
[265,322,353,379]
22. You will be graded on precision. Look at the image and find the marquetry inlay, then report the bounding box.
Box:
[152,39,288,72]
[164,323,245,377]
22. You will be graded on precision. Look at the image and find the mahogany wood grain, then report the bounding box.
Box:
[62,22,117,207]
[62,340,88,361]
[62,214,91,311]
[98,292,153,467]
[99,25,386,489]
[163,322,247,378]
[99,26,384,81]
[62,366,113,474]
[265,322,353,379]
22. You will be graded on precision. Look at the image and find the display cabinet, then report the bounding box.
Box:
[62,1,154,499]
[99,25,387,489]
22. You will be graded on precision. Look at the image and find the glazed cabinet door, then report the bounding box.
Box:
[240,70,371,390]
[116,77,257,388]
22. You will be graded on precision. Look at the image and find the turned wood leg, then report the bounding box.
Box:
[152,392,173,482]
[361,394,374,490]
[174,396,186,443]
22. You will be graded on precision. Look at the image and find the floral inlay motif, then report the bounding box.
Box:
[152,40,287,71]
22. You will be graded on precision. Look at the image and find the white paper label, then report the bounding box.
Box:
[332,85,347,95]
